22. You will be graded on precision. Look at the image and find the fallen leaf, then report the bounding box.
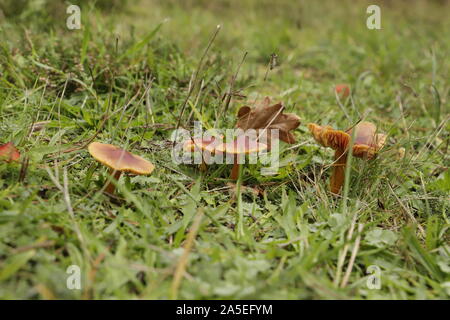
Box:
[236,97,300,148]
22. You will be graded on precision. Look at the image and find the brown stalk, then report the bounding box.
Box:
[230,154,240,180]
[105,168,122,194]
[330,149,347,195]
[199,161,207,172]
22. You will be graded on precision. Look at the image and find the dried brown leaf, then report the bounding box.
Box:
[236,97,300,147]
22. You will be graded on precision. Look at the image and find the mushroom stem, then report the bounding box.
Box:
[199,160,207,172]
[330,149,347,195]
[105,168,122,194]
[230,154,240,180]
[199,151,209,172]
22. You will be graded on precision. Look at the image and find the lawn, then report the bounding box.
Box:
[0,0,449,299]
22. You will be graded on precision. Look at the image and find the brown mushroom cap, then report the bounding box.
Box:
[0,142,20,162]
[88,142,154,175]
[308,122,386,159]
[215,135,268,154]
[308,123,350,150]
[347,122,387,159]
[183,136,220,153]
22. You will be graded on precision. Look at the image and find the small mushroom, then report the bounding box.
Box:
[0,142,20,163]
[88,142,154,194]
[183,136,220,172]
[335,84,350,99]
[216,135,267,181]
[308,121,386,195]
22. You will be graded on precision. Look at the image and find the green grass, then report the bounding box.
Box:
[0,0,449,299]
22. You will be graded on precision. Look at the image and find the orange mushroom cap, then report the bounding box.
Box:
[348,122,387,159]
[308,123,350,150]
[335,84,350,98]
[215,135,268,155]
[183,136,221,153]
[0,142,20,162]
[308,121,386,159]
[88,142,154,175]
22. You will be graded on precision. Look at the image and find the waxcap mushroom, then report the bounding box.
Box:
[183,136,222,171]
[308,123,349,150]
[216,135,268,180]
[308,121,386,159]
[308,121,386,194]
[335,84,351,99]
[88,142,154,194]
[215,135,268,154]
[0,142,20,163]
[183,136,220,153]
[348,122,387,159]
